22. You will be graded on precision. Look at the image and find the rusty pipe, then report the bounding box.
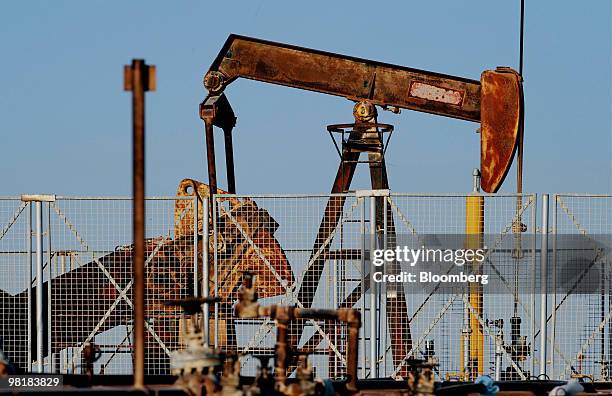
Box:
[203,117,217,206]
[223,127,236,194]
[294,308,361,393]
[131,60,145,388]
[235,276,361,393]
[124,59,155,388]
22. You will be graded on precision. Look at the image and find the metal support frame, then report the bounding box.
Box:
[193,196,199,298]
[360,197,366,378]
[369,196,377,377]
[27,203,32,372]
[550,195,557,376]
[202,198,210,344]
[47,204,53,373]
[35,201,43,373]
[539,194,549,376]
[466,193,484,378]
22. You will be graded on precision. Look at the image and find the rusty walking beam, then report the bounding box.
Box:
[124,59,155,388]
[201,34,523,194]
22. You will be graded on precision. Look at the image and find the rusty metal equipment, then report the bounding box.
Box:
[124,58,156,387]
[164,297,224,395]
[198,35,524,376]
[174,178,294,349]
[234,273,362,394]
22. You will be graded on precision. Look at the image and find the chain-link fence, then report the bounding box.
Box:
[212,194,363,379]
[211,192,541,381]
[0,198,31,372]
[380,193,538,381]
[550,194,612,381]
[0,196,198,375]
[1,192,610,382]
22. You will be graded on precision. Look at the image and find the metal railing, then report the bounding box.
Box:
[0,192,610,382]
[0,196,198,375]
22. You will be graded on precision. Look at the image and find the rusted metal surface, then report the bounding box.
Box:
[174,178,293,301]
[199,94,236,202]
[124,59,155,388]
[205,35,481,121]
[201,35,523,195]
[480,68,523,193]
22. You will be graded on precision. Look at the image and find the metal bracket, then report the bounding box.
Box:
[21,194,56,202]
[355,189,390,198]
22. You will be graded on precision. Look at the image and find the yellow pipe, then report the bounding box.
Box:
[466,194,484,379]
[460,332,464,376]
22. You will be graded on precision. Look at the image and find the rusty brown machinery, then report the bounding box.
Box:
[233,272,362,394]
[197,35,524,376]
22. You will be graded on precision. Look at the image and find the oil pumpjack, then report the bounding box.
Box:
[196,34,525,379]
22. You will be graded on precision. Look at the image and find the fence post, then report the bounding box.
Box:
[550,195,557,378]
[539,194,549,377]
[20,194,56,373]
[47,203,53,373]
[359,197,366,378]
[369,195,377,378]
[202,198,210,345]
[530,195,538,377]
[35,201,44,373]
[26,203,32,372]
[212,197,219,349]
[193,196,199,298]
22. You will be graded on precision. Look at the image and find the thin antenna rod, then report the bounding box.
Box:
[516,0,525,194]
[519,0,525,76]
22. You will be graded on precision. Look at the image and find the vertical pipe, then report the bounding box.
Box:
[369,196,377,378]
[381,195,388,376]
[223,127,236,194]
[193,196,199,297]
[202,198,210,345]
[494,338,502,381]
[332,258,338,376]
[27,203,32,372]
[600,264,606,378]
[608,272,612,378]
[530,195,538,377]
[204,120,217,206]
[539,194,549,377]
[47,204,53,372]
[35,201,43,373]
[466,193,484,378]
[550,195,557,377]
[130,59,146,389]
[213,198,219,348]
[360,197,366,378]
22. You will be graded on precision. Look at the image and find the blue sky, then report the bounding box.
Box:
[0,0,610,195]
